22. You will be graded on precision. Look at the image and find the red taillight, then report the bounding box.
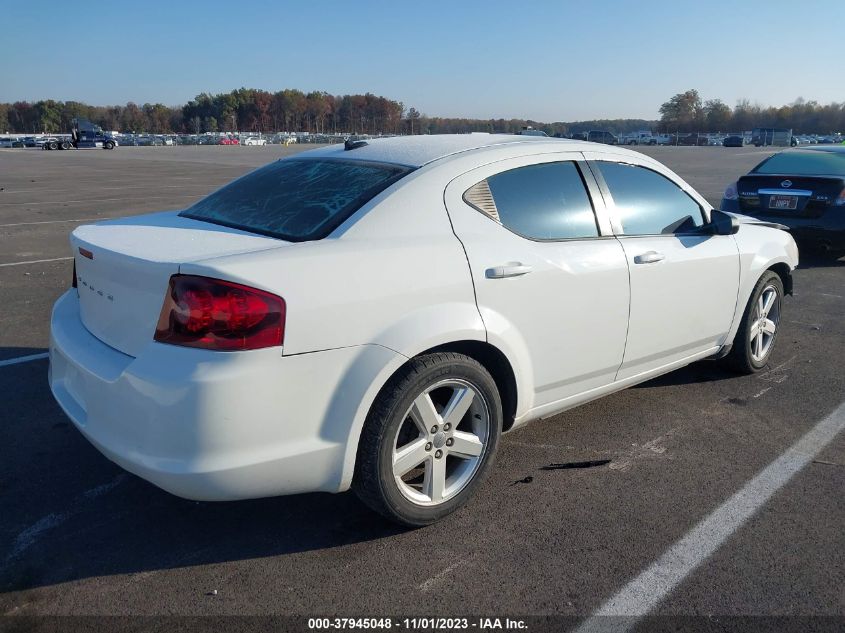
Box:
[154,275,285,351]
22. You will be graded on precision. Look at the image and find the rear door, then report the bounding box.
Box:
[445,153,630,409]
[584,153,740,381]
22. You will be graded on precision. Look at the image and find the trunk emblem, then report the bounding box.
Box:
[780,180,792,188]
[78,247,94,259]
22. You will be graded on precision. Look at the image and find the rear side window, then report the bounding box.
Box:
[598,161,704,235]
[465,162,598,240]
[181,159,412,241]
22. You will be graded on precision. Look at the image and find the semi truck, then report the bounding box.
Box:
[42,119,118,150]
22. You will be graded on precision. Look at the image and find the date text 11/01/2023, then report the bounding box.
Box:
[307,617,528,630]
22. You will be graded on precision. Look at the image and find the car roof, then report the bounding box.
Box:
[298,134,589,168]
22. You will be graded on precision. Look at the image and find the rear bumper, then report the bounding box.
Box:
[49,291,399,501]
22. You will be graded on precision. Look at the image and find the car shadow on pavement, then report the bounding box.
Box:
[632,360,737,389]
[0,346,406,596]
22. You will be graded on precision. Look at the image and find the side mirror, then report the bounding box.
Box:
[708,209,740,235]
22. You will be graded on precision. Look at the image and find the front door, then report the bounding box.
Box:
[586,156,740,380]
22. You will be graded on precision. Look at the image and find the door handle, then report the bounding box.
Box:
[485,262,533,279]
[633,251,666,264]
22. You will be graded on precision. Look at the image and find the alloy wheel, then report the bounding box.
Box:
[391,379,490,506]
[749,285,781,362]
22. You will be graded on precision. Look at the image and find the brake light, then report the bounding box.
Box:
[154,275,285,351]
[835,187,845,206]
[723,181,738,201]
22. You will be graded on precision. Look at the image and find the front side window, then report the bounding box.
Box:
[464,161,598,240]
[598,161,704,235]
[182,159,412,241]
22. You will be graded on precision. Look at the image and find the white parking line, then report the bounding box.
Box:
[0,217,111,228]
[6,474,127,562]
[573,401,845,633]
[0,257,72,268]
[0,352,49,367]
[0,184,218,194]
[0,194,199,206]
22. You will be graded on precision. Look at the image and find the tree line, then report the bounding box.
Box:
[0,89,407,136]
[1,87,842,136]
[659,89,845,134]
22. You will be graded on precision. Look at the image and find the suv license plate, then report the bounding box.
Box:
[769,195,798,210]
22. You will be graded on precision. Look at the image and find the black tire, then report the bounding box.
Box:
[353,352,502,527]
[48,141,58,150]
[60,141,70,150]
[724,271,784,374]
[104,141,115,150]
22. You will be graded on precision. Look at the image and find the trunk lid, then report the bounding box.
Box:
[71,211,288,357]
[736,174,845,217]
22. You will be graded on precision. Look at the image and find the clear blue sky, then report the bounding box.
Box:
[2,0,842,121]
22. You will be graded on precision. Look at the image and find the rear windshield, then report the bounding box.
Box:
[181,159,412,241]
[753,151,845,176]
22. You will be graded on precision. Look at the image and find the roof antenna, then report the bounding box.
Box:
[344,138,369,151]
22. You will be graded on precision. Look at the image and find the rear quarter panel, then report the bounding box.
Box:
[179,167,488,492]
[179,166,485,357]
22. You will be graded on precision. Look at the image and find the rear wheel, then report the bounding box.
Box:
[48,141,58,150]
[353,352,502,526]
[724,272,783,374]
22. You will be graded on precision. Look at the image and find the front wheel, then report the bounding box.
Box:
[724,271,784,373]
[353,352,502,526]
[104,141,115,150]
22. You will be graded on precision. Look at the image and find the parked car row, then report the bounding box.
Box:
[573,130,844,149]
[0,132,302,148]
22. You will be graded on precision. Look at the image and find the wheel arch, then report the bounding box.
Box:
[425,340,519,432]
[338,338,522,492]
[767,261,793,296]
[724,253,796,353]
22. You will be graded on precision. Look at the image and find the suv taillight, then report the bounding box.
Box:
[154,275,285,351]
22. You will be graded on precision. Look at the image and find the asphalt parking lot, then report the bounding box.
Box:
[0,144,843,629]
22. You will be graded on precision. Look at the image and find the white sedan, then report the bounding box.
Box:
[49,135,798,525]
[242,137,267,146]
